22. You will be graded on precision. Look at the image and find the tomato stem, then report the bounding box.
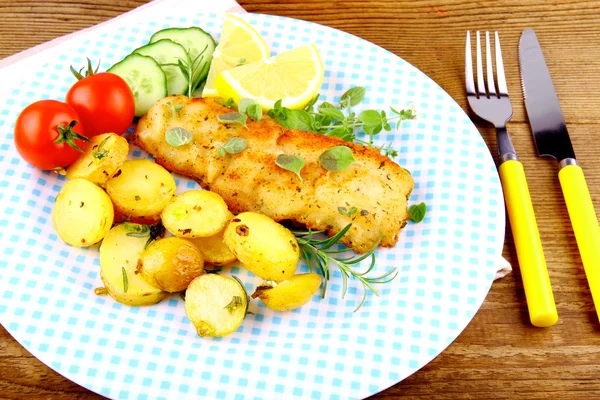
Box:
[69,57,101,81]
[54,120,89,152]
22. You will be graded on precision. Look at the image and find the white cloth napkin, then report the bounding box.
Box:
[0,0,511,280]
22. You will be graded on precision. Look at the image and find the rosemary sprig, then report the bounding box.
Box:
[293,223,398,311]
[162,45,210,97]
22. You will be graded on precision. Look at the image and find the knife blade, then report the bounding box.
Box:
[519,28,600,322]
[519,29,576,162]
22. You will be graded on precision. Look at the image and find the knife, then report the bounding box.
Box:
[519,28,600,322]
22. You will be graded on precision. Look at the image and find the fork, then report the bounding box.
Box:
[465,31,558,327]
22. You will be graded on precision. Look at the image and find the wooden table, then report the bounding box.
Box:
[1,0,599,398]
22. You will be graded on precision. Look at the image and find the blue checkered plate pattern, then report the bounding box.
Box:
[0,12,504,400]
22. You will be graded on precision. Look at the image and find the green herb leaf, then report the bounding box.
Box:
[319,146,355,171]
[219,137,247,156]
[358,109,383,125]
[338,206,358,217]
[304,93,320,111]
[363,123,382,135]
[272,99,284,112]
[237,98,255,114]
[124,223,150,237]
[272,107,296,129]
[326,127,354,142]
[217,112,248,127]
[340,86,366,108]
[224,295,243,314]
[165,127,193,147]
[291,110,314,131]
[168,102,184,120]
[318,107,345,121]
[177,59,190,81]
[275,154,305,181]
[319,101,336,109]
[246,103,262,122]
[122,267,129,293]
[219,98,236,108]
[408,202,427,223]
[92,136,110,160]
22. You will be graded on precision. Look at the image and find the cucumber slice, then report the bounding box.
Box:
[133,39,189,96]
[150,27,216,90]
[108,54,167,117]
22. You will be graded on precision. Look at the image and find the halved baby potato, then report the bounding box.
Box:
[99,223,167,306]
[223,212,299,282]
[161,190,229,238]
[140,237,205,293]
[52,178,114,247]
[188,230,236,267]
[106,159,176,223]
[66,133,128,186]
[252,273,322,311]
[187,211,236,266]
[185,274,248,337]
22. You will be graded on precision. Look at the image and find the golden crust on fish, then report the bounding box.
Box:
[133,95,414,253]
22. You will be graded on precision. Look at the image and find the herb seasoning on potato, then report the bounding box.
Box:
[66,133,129,186]
[185,274,248,337]
[99,223,167,306]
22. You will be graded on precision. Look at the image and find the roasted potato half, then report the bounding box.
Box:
[188,212,236,266]
[106,159,176,222]
[188,231,236,267]
[185,274,248,337]
[66,133,128,186]
[52,178,114,247]
[252,273,322,311]
[161,190,229,238]
[140,237,205,293]
[223,212,299,282]
[99,223,167,306]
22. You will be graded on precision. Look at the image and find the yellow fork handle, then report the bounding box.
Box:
[558,164,600,322]
[499,159,558,327]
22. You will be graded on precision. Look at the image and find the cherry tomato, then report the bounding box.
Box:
[14,100,89,170]
[66,72,135,137]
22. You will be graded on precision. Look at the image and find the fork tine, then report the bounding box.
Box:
[465,31,475,95]
[485,32,497,97]
[475,31,486,96]
[495,31,508,95]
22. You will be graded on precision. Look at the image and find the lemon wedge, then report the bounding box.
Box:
[214,43,325,110]
[202,13,270,97]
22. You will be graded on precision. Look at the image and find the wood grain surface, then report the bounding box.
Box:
[1,0,600,398]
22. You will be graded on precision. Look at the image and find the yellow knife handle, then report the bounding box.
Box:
[499,159,558,327]
[558,163,600,322]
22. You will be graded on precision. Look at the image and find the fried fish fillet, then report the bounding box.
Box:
[133,95,414,253]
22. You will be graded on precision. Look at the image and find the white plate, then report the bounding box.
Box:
[0,12,504,400]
